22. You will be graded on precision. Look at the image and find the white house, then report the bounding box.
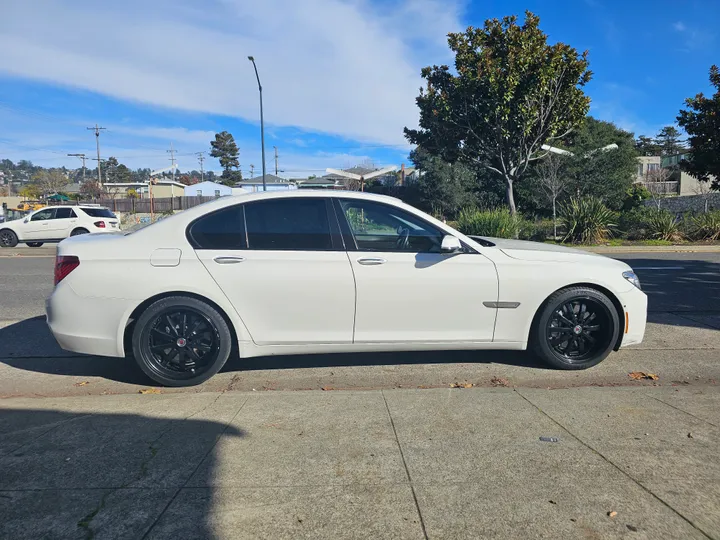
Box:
[185,181,232,197]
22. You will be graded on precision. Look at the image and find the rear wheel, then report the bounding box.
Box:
[533,287,619,370]
[26,242,44,247]
[132,296,232,387]
[0,229,18,248]
[70,228,89,236]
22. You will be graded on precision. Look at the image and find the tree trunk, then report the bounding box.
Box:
[552,198,557,241]
[505,179,517,215]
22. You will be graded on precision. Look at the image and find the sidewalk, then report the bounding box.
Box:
[1,386,718,539]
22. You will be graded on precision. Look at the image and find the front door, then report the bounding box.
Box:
[22,208,56,240]
[336,198,499,343]
[192,198,356,345]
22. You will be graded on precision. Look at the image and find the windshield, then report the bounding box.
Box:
[81,208,116,218]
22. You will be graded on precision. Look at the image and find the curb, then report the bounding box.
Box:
[582,245,720,254]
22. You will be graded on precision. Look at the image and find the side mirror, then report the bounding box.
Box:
[441,235,462,253]
[23,218,29,223]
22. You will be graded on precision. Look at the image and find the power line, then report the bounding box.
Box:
[67,153,87,182]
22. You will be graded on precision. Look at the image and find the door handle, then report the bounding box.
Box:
[213,256,245,264]
[357,257,387,266]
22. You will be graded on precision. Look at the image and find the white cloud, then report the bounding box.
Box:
[0,0,463,146]
[673,21,686,32]
[109,126,216,146]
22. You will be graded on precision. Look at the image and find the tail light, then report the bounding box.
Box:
[94,221,106,228]
[54,255,80,285]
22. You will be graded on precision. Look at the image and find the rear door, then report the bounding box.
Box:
[48,207,78,237]
[191,197,356,345]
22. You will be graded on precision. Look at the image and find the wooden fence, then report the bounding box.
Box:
[57,196,216,213]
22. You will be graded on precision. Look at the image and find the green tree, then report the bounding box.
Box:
[210,131,241,184]
[655,126,684,156]
[19,183,42,199]
[561,117,638,210]
[635,135,662,156]
[677,65,720,189]
[406,148,483,218]
[30,169,67,196]
[405,11,591,216]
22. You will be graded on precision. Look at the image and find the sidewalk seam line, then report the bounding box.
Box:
[140,394,250,540]
[381,389,429,540]
[644,393,719,428]
[514,388,714,540]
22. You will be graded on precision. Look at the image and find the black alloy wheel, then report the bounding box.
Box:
[534,287,619,370]
[132,296,233,386]
[0,229,19,248]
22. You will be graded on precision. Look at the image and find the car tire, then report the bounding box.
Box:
[0,229,19,248]
[132,296,233,387]
[70,228,89,236]
[26,242,44,247]
[533,287,620,370]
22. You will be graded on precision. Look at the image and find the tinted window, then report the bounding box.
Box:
[188,205,245,249]
[245,198,332,251]
[54,208,77,219]
[31,209,55,221]
[339,199,443,253]
[81,208,115,218]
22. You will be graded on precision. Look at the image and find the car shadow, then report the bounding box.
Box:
[0,407,244,539]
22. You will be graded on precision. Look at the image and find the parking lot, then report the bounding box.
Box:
[1,245,719,539]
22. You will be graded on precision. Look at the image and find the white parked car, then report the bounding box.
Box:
[46,191,647,387]
[0,205,120,248]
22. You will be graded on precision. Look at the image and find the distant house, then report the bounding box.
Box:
[105,180,185,199]
[236,174,297,192]
[185,181,232,198]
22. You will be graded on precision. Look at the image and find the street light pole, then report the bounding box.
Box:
[248,56,267,192]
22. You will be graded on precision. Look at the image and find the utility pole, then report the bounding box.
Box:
[167,143,177,183]
[67,153,87,183]
[87,125,106,186]
[250,164,255,178]
[274,146,279,176]
[196,152,205,182]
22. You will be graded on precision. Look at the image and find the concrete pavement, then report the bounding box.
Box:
[1,386,718,539]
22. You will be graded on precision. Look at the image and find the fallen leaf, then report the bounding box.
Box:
[490,376,509,387]
[74,381,90,387]
[687,432,694,439]
[138,388,161,394]
[626,524,638,532]
[629,371,659,381]
[548,500,556,505]
[608,511,618,518]
[449,382,474,388]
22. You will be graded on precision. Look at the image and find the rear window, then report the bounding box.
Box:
[188,205,245,249]
[81,208,116,218]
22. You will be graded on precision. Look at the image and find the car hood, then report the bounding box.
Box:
[476,237,610,263]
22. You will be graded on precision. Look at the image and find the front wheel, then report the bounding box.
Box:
[533,287,620,370]
[131,296,233,387]
[0,229,19,248]
[26,242,44,247]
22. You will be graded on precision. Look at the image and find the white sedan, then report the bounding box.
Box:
[46,191,647,387]
[0,205,120,248]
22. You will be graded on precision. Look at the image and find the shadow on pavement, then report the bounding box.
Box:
[0,407,244,539]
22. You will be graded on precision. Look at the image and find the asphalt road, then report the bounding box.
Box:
[0,247,719,396]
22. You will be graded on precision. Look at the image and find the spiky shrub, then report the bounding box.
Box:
[690,210,720,241]
[646,210,683,241]
[559,197,616,244]
[455,207,524,239]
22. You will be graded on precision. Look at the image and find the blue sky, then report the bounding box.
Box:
[0,0,717,177]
